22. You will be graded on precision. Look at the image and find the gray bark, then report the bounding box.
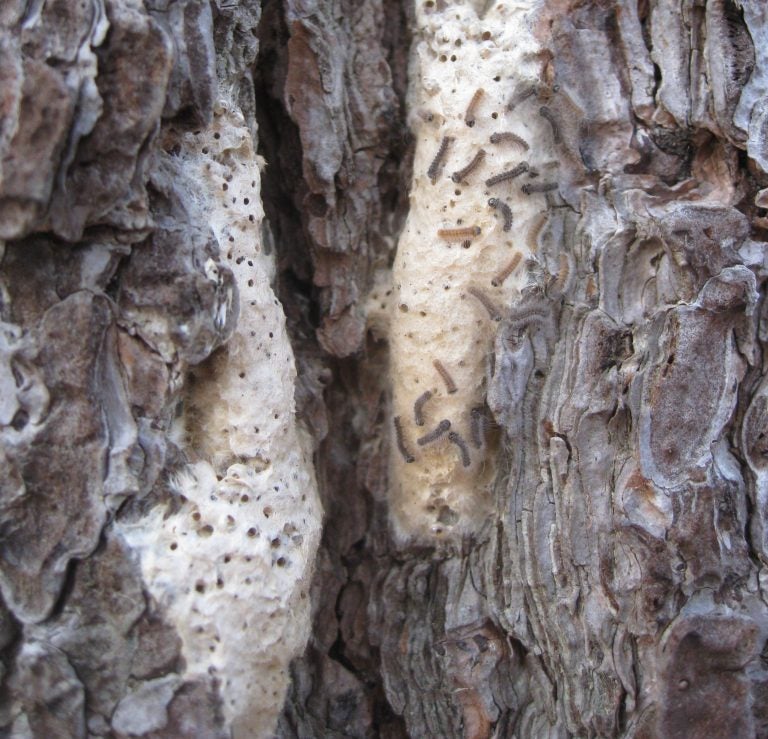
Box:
[1,1,768,738]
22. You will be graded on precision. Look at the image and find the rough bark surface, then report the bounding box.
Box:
[2,1,768,738]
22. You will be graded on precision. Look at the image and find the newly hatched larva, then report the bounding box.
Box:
[485,162,529,187]
[507,83,538,112]
[470,407,491,449]
[521,181,559,195]
[489,131,529,150]
[413,390,433,427]
[433,359,458,394]
[491,252,522,287]
[452,149,486,183]
[466,286,502,322]
[394,415,415,463]
[526,212,548,251]
[417,419,451,446]
[465,88,485,127]
[538,106,562,144]
[437,225,481,243]
[427,136,455,182]
[551,253,571,294]
[418,109,443,125]
[448,431,471,467]
[505,305,551,337]
[488,197,513,232]
[524,255,548,286]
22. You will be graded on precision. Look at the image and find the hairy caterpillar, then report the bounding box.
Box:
[485,162,529,187]
[413,390,433,426]
[394,416,415,463]
[538,106,562,144]
[433,359,458,394]
[521,181,558,195]
[550,253,571,294]
[470,407,491,449]
[489,131,529,149]
[466,286,502,322]
[506,83,538,112]
[491,252,522,287]
[488,197,513,232]
[465,88,485,127]
[417,419,451,446]
[526,212,548,250]
[437,225,481,242]
[427,136,455,182]
[448,431,471,467]
[452,149,486,183]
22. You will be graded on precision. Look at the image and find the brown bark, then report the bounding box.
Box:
[1,1,768,737]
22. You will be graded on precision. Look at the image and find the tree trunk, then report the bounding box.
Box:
[1,0,767,737]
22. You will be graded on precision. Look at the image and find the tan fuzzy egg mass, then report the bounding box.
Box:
[389,0,552,541]
[119,100,321,739]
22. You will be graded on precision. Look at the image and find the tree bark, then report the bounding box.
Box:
[1,1,768,738]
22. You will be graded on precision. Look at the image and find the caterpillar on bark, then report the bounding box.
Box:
[427,136,454,182]
[465,88,485,127]
[521,181,558,195]
[489,131,529,150]
[394,416,415,463]
[448,431,471,467]
[538,106,562,143]
[433,359,458,394]
[491,252,522,287]
[488,197,513,232]
[485,162,529,187]
[413,390,433,426]
[452,149,486,183]
[437,225,481,242]
[417,419,452,446]
[467,286,502,322]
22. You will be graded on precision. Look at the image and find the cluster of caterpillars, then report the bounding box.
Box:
[394,78,566,470]
[393,360,479,469]
[394,391,494,469]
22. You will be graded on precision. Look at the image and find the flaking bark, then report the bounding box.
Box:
[2,1,768,738]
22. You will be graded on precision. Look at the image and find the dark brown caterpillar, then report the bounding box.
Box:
[437,225,481,242]
[417,419,451,446]
[506,83,538,112]
[470,407,490,449]
[413,390,433,426]
[448,431,471,467]
[488,197,513,232]
[433,359,458,394]
[393,416,415,463]
[538,106,562,143]
[485,162,529,187]
[427,136,454,182]
[491,251,522,287]
[465,88,485,127]
[489,131,529,150]
[521,181,558,195]
[466,286,502,322]
[452,149,486,183]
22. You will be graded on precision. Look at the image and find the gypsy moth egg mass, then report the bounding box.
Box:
[386,0,545,542]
